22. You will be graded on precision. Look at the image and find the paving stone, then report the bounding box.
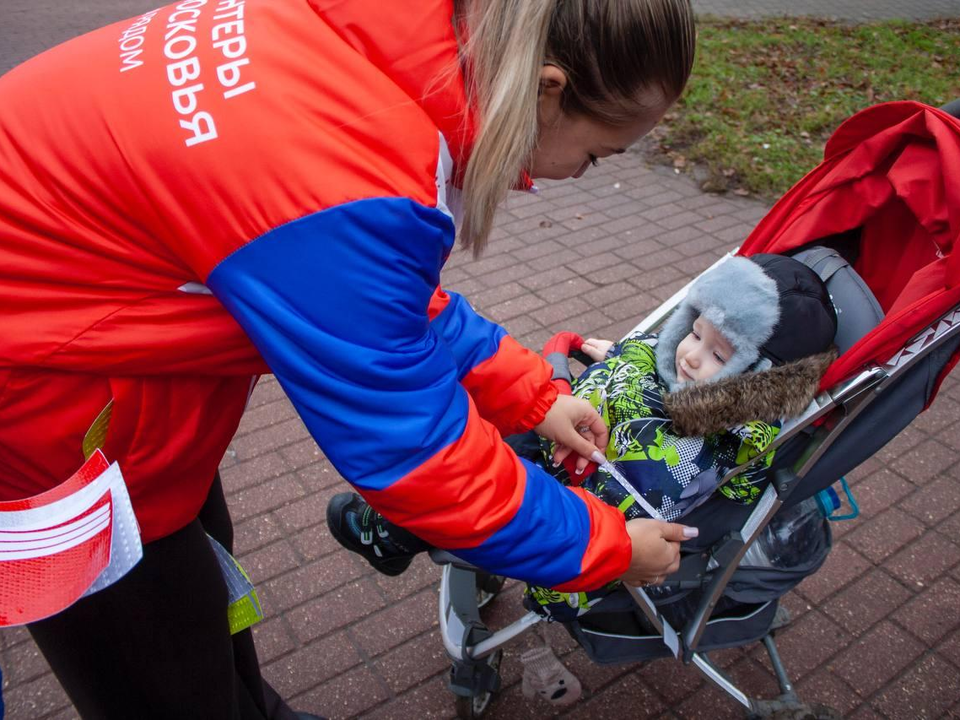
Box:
[500,313,543,340]
[571,251,622,276]
[821,569,913,636]
[581,281,638,310]
[232,417,309,461]
[272,483,342,534]
[795,668,862,717]
[372,632,452,694]
[471,281,530,308]
[289,523,346,562]
[293,664,391,719]
[895,577,960,644]
[247,377,288,408]
[236,398,299,436]
[250,616,299,665]
[0,626,30,652]
[694,214,744,234]
[873,424,927,466]
[714,222,756,244]
[834,468,915,534]
[673,668,762,719]
[890,438,959,486]
[527,249,584,272]
[568,668,665,717]
[885,531,960,588]
[614,235,668,261]
[260,553,367,615]
[295,462,346,493]
[517,266,578,292]
[830,621,926,696]
[629,264,687,292]
[636,656,705,707]
[229,473,308,523]
[674,233,727,258]
[796,541,872,604]
[537,276,598,304]
[349,588,440,658]
[220,451,295,494]
[869,653,960,720]
[277,438,326,472]
[844,507,926,564]
[936,627,960,669]
[754,609,850,679]
[900,474,960,527]
[910,395,960,435]
[362,674,457,720]
[2,671,71,719]
[657,210,706,231]
[240,539,302,584]
[531,297,593,327]
[577,234,634,258]
[1,639,51,687]
[263,632,361,700]
[286,578,387,644]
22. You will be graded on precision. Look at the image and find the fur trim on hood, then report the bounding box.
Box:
[663,348,837,436]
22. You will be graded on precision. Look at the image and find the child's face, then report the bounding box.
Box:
[675,315,736,384]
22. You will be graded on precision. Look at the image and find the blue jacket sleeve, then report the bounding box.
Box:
[207,198,631,589]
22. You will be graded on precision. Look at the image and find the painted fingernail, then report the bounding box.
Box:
[576,467,584,475]
[683,527,699,538]
[590,451,606,465]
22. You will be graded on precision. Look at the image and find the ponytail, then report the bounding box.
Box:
[455,0,554,257]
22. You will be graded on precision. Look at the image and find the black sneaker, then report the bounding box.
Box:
[326,493,418,576]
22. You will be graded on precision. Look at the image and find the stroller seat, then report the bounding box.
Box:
[791,243,885,354]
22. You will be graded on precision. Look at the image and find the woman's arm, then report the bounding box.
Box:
[206,196,632,589]
[428,288,558,435]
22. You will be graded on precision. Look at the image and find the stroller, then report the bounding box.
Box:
[431,99,960,719]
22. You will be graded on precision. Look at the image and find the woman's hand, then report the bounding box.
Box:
[619,519,698,586]
[581,337,614,362]
[533,394,608,474]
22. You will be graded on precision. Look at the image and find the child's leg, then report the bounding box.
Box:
[326,492,432,576]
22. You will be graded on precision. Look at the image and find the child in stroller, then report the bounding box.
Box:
[523,252,837,622]
[326,252,837,591]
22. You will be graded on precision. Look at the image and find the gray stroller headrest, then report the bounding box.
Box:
[790,245,885,355]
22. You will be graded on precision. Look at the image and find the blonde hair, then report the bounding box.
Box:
[454,0,696,257]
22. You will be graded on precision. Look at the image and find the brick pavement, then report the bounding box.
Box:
[3,1,960,719]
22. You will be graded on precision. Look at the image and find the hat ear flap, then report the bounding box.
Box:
[656,302,699,391]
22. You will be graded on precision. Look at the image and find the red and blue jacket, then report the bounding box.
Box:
[0,0,631,590]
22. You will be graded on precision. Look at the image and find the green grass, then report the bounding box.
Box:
[647,17,960,198]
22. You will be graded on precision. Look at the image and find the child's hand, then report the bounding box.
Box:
[533,394,608,474]
[581,338,614,362]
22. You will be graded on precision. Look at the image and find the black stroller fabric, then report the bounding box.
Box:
[550,501,832,665]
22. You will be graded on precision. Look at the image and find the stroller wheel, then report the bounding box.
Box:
[476,572,506,610]
[454,650,503,719]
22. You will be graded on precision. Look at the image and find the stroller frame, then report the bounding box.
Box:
[432,247,960,718]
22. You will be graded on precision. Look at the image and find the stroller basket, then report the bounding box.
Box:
[435,100,960,718]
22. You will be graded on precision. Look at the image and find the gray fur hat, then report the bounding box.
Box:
[656,254,837,391]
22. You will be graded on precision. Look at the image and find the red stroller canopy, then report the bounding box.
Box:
[738,101,960,394]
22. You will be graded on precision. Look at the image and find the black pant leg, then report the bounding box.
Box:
[29,517,242,720]
[29,473,299,720]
